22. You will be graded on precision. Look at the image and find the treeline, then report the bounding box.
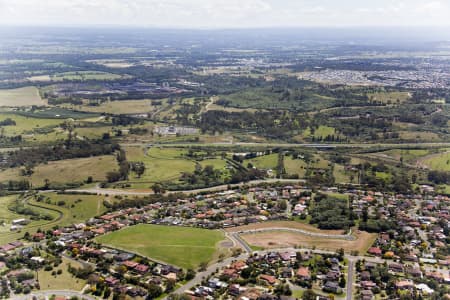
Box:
[0,180,31,191]
[291,60,416,72]
[428,170,450,185]
[105,149,130,183]
[0,118,16,126]
[1,139,120,168]
[309,194,355,230]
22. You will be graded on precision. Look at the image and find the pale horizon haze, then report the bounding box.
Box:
[0,0,450,29]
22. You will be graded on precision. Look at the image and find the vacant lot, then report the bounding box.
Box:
[38,257,86,291]
[240,230,376,254]
[0,155,118,186]
[96,224,225,269]
[0,86,45,106]
[227,221,376,253]
[226,220,346,235]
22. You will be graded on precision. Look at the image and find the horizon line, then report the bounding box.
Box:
[2,24,450,30]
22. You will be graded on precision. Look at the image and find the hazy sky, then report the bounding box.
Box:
[0,0,449,28]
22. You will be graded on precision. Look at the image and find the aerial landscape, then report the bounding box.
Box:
[0,1,449,300]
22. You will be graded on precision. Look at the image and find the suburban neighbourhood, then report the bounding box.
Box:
[0,181,447,299]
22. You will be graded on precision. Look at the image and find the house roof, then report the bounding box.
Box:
[296,267,310,278]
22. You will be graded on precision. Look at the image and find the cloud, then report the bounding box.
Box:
[0,0,449,27]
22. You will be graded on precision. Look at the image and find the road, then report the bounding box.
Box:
[168,253,248,298]
[227,232,252,253]
[64,179,306,196]
[11,289,95,300]
[121,142,450,150]
[234,227,355,241]
[170,246,361,300]
[346,259,355,300]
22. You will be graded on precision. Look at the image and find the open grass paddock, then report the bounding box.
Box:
[96,224,225,269]
[0,86,45,107]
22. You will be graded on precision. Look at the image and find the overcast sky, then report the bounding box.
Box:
[0,0,449,28]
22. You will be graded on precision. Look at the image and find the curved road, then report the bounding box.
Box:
[11,289,95,300]
[235,227,355,241]
[170,227,358,300]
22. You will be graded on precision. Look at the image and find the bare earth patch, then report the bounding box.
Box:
[241,230,376,253]
[225,221,345,235]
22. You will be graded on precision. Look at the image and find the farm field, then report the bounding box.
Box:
[206,103,262,113]
[421,151,450,171]
[301,125,336,139]
[0,155,118,186]
[199,158,228,169]
[284,157,307,177]
[333,163,352,183]
[27,71,126,82]
[398,131,441,142]
[368,91,411,104]
[125,146,196,182]
[95,224,225,269]
[0,112,63,141]
[377,149,430,163]
[86,59,135,68]
[244,154,278,170]
[67,99,165,115]
[0,86,45,107]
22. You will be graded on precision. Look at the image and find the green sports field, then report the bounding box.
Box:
[95,224,224,269]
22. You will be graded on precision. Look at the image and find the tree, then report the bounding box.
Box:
[277,199,288,211]
[151,183,165,194]
[185,269,196,281]
[336,248,345,260]
[44,178,50,189]
[411,173,417,184]
[198,261,208,271]
[339,275,346,288]
[303,289,317,300]
[106,171,121,183]
[103,288,111,299]
[132,162,146,178]
[165,279,176,293]
[147,283,162,299]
